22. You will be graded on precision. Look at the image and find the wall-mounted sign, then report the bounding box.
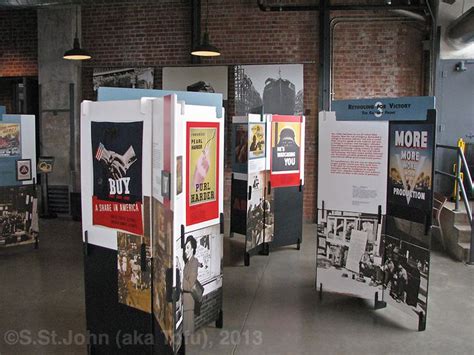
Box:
[37,156,55,174]
[16,159,32,181]
[332,96,435,121]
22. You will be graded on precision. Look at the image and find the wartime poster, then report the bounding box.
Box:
[271,116,301,187]
[91,121,144,235]
[180,224,223,335]
[0,123,21,186]
[232,123,248,173]
[383,234,430,325]
[388,122,434,216]
[186,122,219,226]
[248,123,265,159]
[246,171,274,251]
[0,185,38,247]
[316,209,383,299]
[152,198,175,347]
[117,232,151,313]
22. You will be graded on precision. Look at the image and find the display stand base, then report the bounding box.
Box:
[374,291,387,310]
[258,243,269,256]
[319,283,323,301]
[178,334,186,355]
[215,310,223,328]
[244,252,250,266]
[34,235,39,250]
[296,238,301,250]
[418,311,426,332]
[40,213,57,219]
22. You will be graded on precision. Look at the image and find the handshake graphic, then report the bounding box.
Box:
[95,143,137,179]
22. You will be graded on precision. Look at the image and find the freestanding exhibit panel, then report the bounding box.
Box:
[0,115,38,248]
[317,97,436,331]
[230,114,304,265]
[81,93,224,354]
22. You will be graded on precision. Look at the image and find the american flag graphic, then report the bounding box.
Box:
[95,143,105,161]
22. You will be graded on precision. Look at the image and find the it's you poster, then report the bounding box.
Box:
[91,121,144,235]
[271,118,301,187]
[187,122,219,226]
[388,122,434,214]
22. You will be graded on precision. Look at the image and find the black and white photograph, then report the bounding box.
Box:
[93,67,154,91]
[246,171,274,251]
[382,234,430,321]
[317,209,383,299]
[162,66,228,99]
[0,185,38,247]
[234,64,303,115]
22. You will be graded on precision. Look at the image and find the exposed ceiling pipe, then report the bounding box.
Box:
[447,7,474,48]
[391,9,427,22]
[256,0,427,12]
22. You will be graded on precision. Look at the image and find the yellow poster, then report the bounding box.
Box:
[189,127,217,205]
[0,123,21,157]
[249,123,265,159]
[272,122,301,172]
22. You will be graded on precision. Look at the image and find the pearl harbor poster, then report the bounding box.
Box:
[234,64,303,116]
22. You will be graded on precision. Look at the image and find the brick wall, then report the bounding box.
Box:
[0,84,13,114]
[81,0,427,222]
[332,19,425,99]
[0,9,38,77]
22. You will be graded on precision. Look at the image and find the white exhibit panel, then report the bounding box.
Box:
[81,99,153,250]
[317,111,388,215]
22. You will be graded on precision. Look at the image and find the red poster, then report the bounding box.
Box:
[186,122,220,226]
[91,121,144,235]
[270,115,302,188]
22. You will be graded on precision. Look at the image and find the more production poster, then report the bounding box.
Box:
[388,122,435,218]
[271,116,302,187]
[0,185,38,247]
[317,209,383,299]
[0,123,21,186]
[117,231,151,313]
[186,122,219,226]
[91,121,144,235]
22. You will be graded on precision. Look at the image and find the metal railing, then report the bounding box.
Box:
[435,140,474,264]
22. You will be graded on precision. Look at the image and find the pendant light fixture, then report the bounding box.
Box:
[63,6,91,61]
[191,0,221,57]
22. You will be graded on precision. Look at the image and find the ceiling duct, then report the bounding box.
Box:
[447,6,474,48]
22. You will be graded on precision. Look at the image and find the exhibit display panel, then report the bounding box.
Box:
[230,114,304,265]
[81,93,224,354]
[317,97,436,331]
[0,115,38,248]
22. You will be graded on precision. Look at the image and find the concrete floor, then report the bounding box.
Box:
[0,219,473,354]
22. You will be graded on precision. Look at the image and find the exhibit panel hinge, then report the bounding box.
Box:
[181,224,185,249]
[267,181,271,195]
[140,243,147,271]
[378,205,382,224]
[220,213,224,234]
[248,186,252,200]
[299,179,303,192]
[83,230,89,257]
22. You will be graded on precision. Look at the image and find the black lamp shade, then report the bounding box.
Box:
[191,32,221,57]
[63,37,91,60]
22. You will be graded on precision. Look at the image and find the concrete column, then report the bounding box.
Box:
[37,6,82,191]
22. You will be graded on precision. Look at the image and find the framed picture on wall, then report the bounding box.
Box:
[16,159,32,181]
